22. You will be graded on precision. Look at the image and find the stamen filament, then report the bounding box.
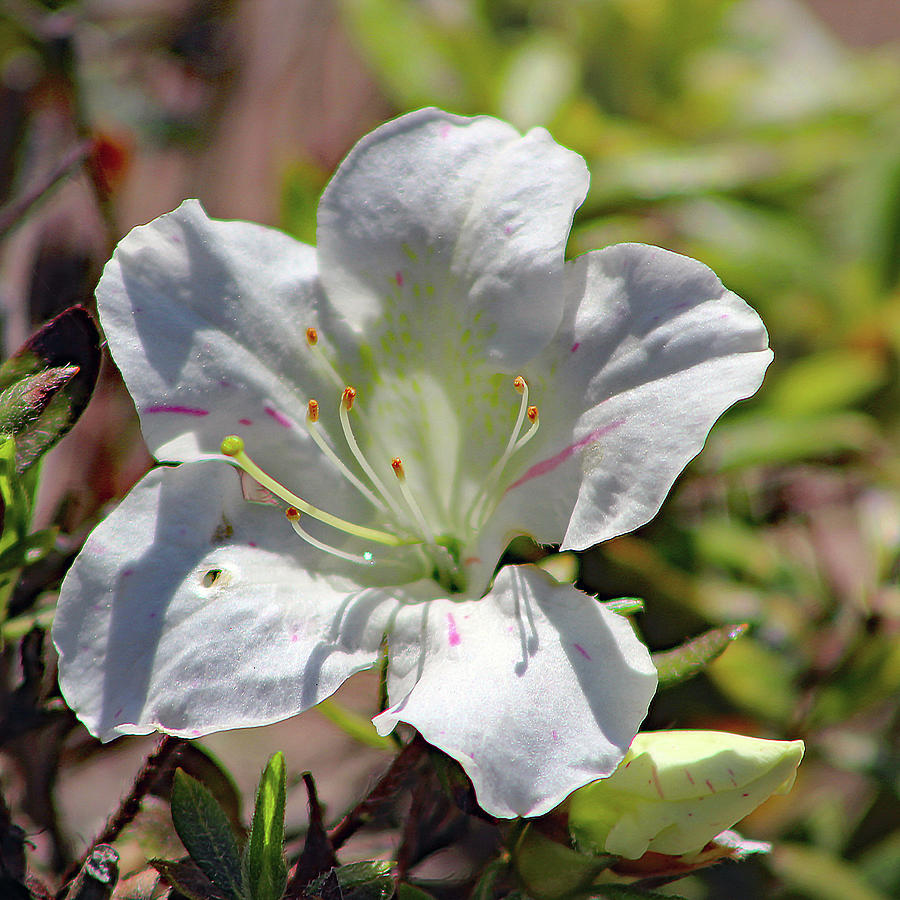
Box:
[305,400,384,510]
[338,388,407,522]
[220,435,404,546]
[514,405,540,453]
[306,327,347,390]
[467,376,533,530]
[286,507,374,565]
[473,405,541,528]
[392,458,437,544]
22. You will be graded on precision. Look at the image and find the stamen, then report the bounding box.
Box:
[472,403,541,529]
[305,325,345,389]
[514,405,540,452]
[305,399,384,509]
[220,435,404,546]
[392,457,436,544]
[467,376,532,529]
[338,387,406,521]
[286,507,374,566]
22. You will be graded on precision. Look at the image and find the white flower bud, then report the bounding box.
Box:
[568,730,804,859]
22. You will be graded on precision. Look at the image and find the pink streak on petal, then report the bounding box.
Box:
[652,768,665,798]
[395,271,404,287]
[447,613,461,647]
[570,341,580,352]
[507,420,626,491]
[504,224,513,236]
[264,405,292,428]
[705,779,716,794]
[239,418,252,426]
[440,123,452,139]
[552,730,559,741]
[573,643,591,660]
[145,404,209,417]
[685,769,695,786]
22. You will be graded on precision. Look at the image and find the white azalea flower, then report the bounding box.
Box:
[52,109,772,818]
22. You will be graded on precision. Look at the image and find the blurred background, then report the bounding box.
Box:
[1,1,899,898]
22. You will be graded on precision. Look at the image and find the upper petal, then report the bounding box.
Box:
[317,108,588,367]
[373,565,657,818]
[52,461,400,741]
[98,200,331,469]
[487,243,772,551]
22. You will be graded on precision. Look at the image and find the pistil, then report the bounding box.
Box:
[220,435,404,547]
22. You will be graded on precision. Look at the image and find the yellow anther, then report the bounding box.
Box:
[342,386,356,411]
[527,405,538,423]
[513,375,526,394]
[307,399,319,422]
[306,327,318,346]
[221,435,245,457]
[391,457,405,480]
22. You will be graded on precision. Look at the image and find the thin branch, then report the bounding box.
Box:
[57,735,186,895]
[327,737,424,851]
[0,141,92,240]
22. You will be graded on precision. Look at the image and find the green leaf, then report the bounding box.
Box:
[706,636,799,724]
[702,411,877,470]
[770,843,891,900]
[653,623,749,688]
[241,752,287,900]
[307,861,393,900]
[764,348,886,417]
[316,699,394,750]
[151,858,231,900]
[591,886,690,900]
[513,827,613,900]
[396,884,438,900]
[170,769,243,900]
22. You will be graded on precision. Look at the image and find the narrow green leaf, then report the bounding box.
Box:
[602,597,645,616]
[170,769,243,900]
[316,699,394,750]
[771,843,890,900]
[396,884,438,900]
[653,623,749,688]
[151,858,230,900]
[592,886,690,900]
[307,861,393,900]
[241,752,287,900]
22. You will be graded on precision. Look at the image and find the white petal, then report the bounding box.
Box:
[52,461,400,741]
[317,108,588,366]
[491,243,772,550]
[98,200,334,472]
[373,565,657,818]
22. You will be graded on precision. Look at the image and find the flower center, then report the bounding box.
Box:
[219,335,540,594]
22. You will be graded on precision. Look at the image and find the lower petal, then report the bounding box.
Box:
[373,565,657,818]
[53,461,399,741]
